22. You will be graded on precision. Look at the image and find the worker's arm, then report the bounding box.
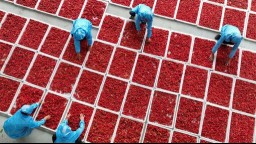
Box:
[87,31,93,46]
[73,120,85,140]
[212,35,225,54]
[135,16,141,31]
[74,39,81,53]
[28,118,46,129]
[147,20,153,38]
[229,38,242,58]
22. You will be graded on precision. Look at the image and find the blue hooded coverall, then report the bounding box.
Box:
[54,119,85,143]
[3,103,46,139]
[212,25,243,58]
[71,18,93,54]
[131,4,153,38]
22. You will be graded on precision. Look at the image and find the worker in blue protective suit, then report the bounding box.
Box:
[3,100,51,139]
[52,113,85,143]
[129,4,153,43]
[71,18,93,60]
[210,24,243,66]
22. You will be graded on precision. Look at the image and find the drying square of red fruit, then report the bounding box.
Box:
[227,0,248,9]
[251,0,256,11]
[229,112,255,143]
[207,73,233,107]
[36,93,68,130]
[176,0,201,24]
[143,27,169,57]
[215,45,239,75]
[74,70,103,104]
[154,0,178,18]
[172,132,197,143]
[132,55,159,87]
[40,27,69,58]
[0,42,12,70]
[98,77,127,112]
[4,47,34,79]
[167,32,192,62]
[10,84,43,115]
[81,0,107,27]
[67,102,94,139]
[19,20,48,50]
[192,37,215,68]
[175,97,203,134]
[16,0,37,8]
[63,38,88,65]
[182,66,208,99]
[58,0,85,20]
[111,0,132,7]
[50,62,80,94]
[0,10,5,22]
[149,91,177,126]
[97,15,125,44]
[240,51,256,81]
[144,124,170,143]
[232,80,256,114]
[208,0,225,4]
[0,77,20,112]
[202,105,229,142]
[0,14,26,43]
[122,85,151,120]
[26,55,57,87]
[246,13,256,40]
[85,41,114,73]
[222,8,246,33]
[199,2,223,30]
[114,118,143,143]
[200,139,211,143]
[109,48,137,79]
[120,21,146,50]
[37,0,62,14]
[87,110,118,143]
[132,0,155,8]
[157,60,184,92]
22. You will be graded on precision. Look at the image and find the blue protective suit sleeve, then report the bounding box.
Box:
[135,16,141,31]
[87,31,93,46]
[73,120,85,140]
[74,39,81,53]
[212,35,225,54]
[30,103,39,110]
[28,118,46,129]
[229,38,242,58]
[147,20,153,38]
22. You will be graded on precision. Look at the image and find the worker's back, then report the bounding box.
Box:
[3,110,34,139]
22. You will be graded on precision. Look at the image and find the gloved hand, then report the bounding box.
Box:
[80,114,85,121]
[38,99,44,105]
[44,115,51,120]
[66,114,71,120]
[87,45,92,51]
[77,53,81,60]
[146,37,151,43]
[225,58,231,66]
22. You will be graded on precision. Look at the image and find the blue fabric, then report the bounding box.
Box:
[212,25,243,58]
[71,18,93,53]
[54,119,85,143]
[3,103,46,139]
[132,4,153,38]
